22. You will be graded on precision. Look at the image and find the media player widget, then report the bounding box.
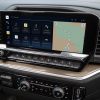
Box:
[5,16,53,50]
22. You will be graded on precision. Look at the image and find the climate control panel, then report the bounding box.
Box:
[0,71,86,100]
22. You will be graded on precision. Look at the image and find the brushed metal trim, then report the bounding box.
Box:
[0,61,100,81]
[1,47,88,61]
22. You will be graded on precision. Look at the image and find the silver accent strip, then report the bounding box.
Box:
[0,62,100,81]
[2,47,89,61]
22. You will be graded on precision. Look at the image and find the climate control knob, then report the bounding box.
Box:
[53,87,65,99]
[20,81,30,92]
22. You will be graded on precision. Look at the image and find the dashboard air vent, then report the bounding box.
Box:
[95,31,100,55]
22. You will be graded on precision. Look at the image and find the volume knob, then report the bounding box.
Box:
[53,87,65,99]
[20,81,30,92]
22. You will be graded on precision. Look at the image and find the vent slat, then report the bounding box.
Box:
[98,32,100,34]
[97,41,100,44]
[95,31,100,55]
[98,37,100,40]
[97,44,100,47]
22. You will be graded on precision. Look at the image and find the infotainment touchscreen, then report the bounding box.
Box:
[0,11,99,54]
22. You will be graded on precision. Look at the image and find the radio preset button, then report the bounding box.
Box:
[15,54,20,58]
[27,55,32,59]
[67,61,73,67]
[40,82,43,85]
[40,88,43,92]
[53,59,58,63]
[0,50,4,57]
[60,60,66,65]
[35,81,39,84]
[33,56,39,60]
[39,56,45,62]
[1,81,13,87]
[0,75,12,81]
[46,57,52,63]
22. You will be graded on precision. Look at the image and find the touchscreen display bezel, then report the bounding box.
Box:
[0,11,99,55]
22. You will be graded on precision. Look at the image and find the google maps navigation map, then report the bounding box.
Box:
[53,21,86,53]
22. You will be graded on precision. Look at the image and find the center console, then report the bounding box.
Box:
[0,64,86,100]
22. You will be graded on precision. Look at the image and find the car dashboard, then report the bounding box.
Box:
[0,0,100,100]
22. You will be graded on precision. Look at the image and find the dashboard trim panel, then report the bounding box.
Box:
[0,61,100,81]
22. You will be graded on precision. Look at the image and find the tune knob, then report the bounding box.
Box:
[20,81,30,92]
[53,87,65,99]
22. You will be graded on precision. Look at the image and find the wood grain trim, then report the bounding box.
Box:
[0,61,100,80]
